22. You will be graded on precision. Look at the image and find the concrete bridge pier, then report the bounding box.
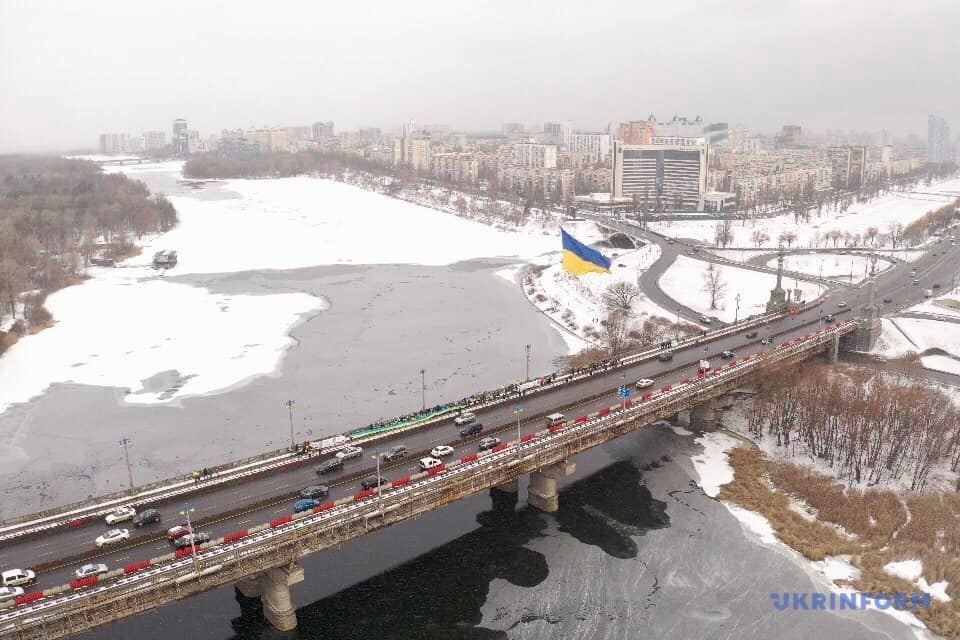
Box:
[528,459,576,513]
[234,563,304,631]
[827,333,840,363]
[690,398,717,431]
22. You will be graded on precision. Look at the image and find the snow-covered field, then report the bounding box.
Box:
[0,162,562,414]
[884,560,952,603]
[520,234,668,352]
[658,255,824,322]
[766,253,894,283]
[651,177,960,251]
[875,317,960,359]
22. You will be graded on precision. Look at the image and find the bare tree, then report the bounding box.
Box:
[750,229,770,247]
[778,230,798,248]
[702,262,727,310]
[601,281,640,315]
[602,311,631,355]
[865,225,879,246]
[714,219,734,247]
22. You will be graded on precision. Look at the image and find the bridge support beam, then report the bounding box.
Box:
[234,563,304,631]
[827,333,839,363]
[528,459,576,513]
[690,398,717,431]
[491,478,518,496]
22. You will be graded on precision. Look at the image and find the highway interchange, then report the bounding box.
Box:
[1,222,959,601]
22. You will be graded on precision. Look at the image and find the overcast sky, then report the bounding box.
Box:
[2,0,958,153]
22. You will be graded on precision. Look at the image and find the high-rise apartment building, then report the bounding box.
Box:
[312,121,335,140]
[928,115,952,165]
[827,146,867,189]
[612,140,707,210]
[143,131,166,150]
[543,121,572,145]
[172,119,189,156]
[618,120,656,145]
[514,143,557,169]
[568,134,611,164]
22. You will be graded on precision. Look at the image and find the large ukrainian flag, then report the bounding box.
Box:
[561,229,611,276]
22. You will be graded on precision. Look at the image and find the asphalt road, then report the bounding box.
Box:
[2,227,958,594]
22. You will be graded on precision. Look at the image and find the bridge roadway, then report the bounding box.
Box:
[0,222,956,633]
[0,321,857,639]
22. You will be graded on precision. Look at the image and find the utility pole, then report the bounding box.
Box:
[525,344,531,381]
[179,504,199,573]
[514,407,523,458]
[119,437,134,492]
[734,293,741,323]
[372,450,382,509]
[420,368,426,411]
[285,400,296,451]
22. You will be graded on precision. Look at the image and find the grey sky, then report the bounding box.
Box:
[2,0,958,153]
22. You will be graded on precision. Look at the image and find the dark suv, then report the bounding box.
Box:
[459,422,483,437]
[316,458,344,475]
[174,532,210,549]
[132,508,161,527]
[382,445,408,462]
[361,477,387,490]
[299,485,329,500]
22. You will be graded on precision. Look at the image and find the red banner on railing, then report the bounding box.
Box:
[224,530,248,543]
[123,560,151,574]
[269,515,292,528]
[70,576,99,590]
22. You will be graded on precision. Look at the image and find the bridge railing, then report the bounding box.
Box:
[0,321,857,637]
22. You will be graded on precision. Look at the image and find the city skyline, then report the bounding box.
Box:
[3,0,960,153]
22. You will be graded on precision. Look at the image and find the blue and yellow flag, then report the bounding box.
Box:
[561,229,611,276]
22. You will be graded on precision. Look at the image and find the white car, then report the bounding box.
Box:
[418,457,443,471]
[453,412,476,426]
[104,506,136,525]
[0,569,36,587]
[430,445,454,458]
[698,315,712,324]
[635,379,655,389]
[74,563,108,580]
[0,586,24,602]
[95,528,130,548]
[335,445,363,461]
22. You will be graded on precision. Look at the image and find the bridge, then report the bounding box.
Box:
[0,314,859,639]
[2,208,952,639]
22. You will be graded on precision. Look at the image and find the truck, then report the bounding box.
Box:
[924,289,933,298]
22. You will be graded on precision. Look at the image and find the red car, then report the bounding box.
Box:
[167,525,191,542]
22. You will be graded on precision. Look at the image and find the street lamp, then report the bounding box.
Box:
[179,504,199,573]
[514,406,523,458]
[420,368,426,411]
[285,400,296,451]
[734,293,741,323]
[525,344,532,381]
[119,437,134,492]
[371,450,382,508]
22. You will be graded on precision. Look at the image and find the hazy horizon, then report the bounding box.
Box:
[2,0,959,153]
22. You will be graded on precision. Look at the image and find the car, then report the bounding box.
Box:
[913,279,920,285]
[74,564,108,580]
[0,569,36,587]
[720,351,735,359]
[933,283,941,289]
[745,331,758,339]
[698,315,712,324]
[294,498,320,513]
[104,506,136,525]
[430,445,454,458]
[635,378,655,389]
[837,301,847,308]
[360,476,387,490]
[335,445,363,461]
[478,437,501,451]
[419,457,443,471]
[459,422,484,437]
[823,314,835,323]
[882,297,892,303]
[667,239,675,244]
[760,338,774,346]
[299,485,329,500]
[0,587,25,602]
[174,532,210,549]
[657,352,673,362]
[167,525,191,541]
[382,445,409,462]
[453,412,477,426]
[546,412,566,426]
[132,508,161,527]
[316,457,344,475]
[95,528,130,548]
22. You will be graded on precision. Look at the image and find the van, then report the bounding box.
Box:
[1,569,36,587]
[316,457,344,475]
[924,289,933,298]
[545,413,566,427]
[132,508,161,527]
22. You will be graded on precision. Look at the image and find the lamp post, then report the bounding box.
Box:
[676,307,681,328]
[525,344,531,381]
[119,437,134,492]
[372,450,382,508]
[514,406,523,458]
[420,369,426,411]
[734,293,741,323]
[179,504,199,573]
[285,400,296,451]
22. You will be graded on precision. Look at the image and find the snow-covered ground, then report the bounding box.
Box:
[766,253,894,283]
[658,255,824,323]
[0,162,563,414]
[884,559,951,602]
[521,234,669,352]
[875,317,960,359]
[650,177,960,251]
[690,431,739,497]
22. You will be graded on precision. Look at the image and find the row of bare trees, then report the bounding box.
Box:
[746,364,960,491]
